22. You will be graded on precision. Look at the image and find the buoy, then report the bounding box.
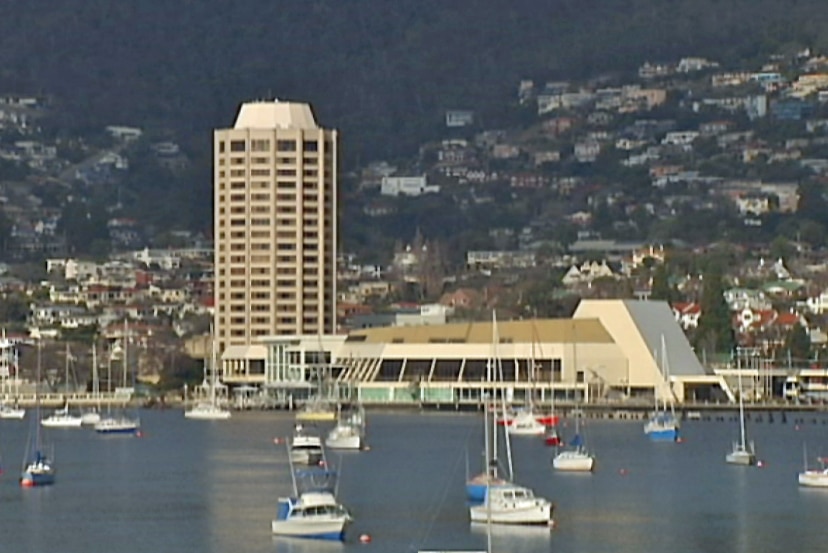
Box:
[362,445,371,452]
[273,437,283,445]
[619,468,628,476]
[359,534,372,544]
[757,460,764,468]
[676,437,683,443]
[795,425,800,431]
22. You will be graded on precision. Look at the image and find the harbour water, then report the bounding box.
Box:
[1,409,828,553]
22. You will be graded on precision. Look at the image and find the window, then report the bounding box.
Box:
[251,139,270,152]
[230,140,245,152]
[251,218,270,226]
[230,157,245,165]
[277,169,296,177]
[230,255,245,263]
[230,231,245,238]
[251,242,270,250]
[219,141,225,153]
[251,230,270,238]
[251,279,270,287]
[251,157,270,164]
[230,182,245,189]
[251,205,269,213]
[230,268,245,275]
[303,140,318,152]
[230,194,245,202]
[251,169,270,176]
[251,255,270,263]
[277,156,295,164]
[303,157,317,166]
[252,267,270,275]
[230,169,245,177]
[277,140,296,152]
[230,206,245,214]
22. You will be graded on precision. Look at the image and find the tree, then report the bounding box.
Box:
[783,323,811,363]
[650,263,674,301]
[694,264,735,356]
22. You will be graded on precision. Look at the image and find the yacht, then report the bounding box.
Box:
[272,491,352,539]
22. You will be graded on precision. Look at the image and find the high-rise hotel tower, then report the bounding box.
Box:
[214,100,337,354]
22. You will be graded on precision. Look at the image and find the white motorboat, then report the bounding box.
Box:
[272,491,352,539]
[80,410,101,425]
[290,425,324,465]
[325,406,365,450]
[469,483,554,525]
[325,421,362,450]
[506,409,545,436]
[0,402,25,419]
[185,402,232,420]
[41,404,83,428]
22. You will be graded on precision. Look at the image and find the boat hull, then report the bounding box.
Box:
[325,433,362,450]
[798,471,828,487]
[0,409,25,420]
[41,416,83,428]
[21,461,55,487]
[469,502,553,525]
[646,428,679,441]
[726,445,755,466]
[271,518,348,540]
[185,406,232,420]
[552,451,595,472]
[95,418,140,434]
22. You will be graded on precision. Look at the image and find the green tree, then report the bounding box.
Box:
[650,263,674,301]
[783,323,811,363]
[694,264,735,356]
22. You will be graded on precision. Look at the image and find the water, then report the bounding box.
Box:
[2,409,828,553]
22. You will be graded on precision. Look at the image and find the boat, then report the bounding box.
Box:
[506,409,545,437]
[95,321,140,435]
[41,403,84,428]
[468,311,554,525]
[0,333,26,419]
[725,368,756,466]
[41,344,84,428]
[21,335,55,487]
[552,415,595,472]
[466,312,512,504]
[469,483,554,526]
[272,451,352,540]
[798,444,828,488]
[325,404,365,450]
[290,424,324,465]
[644,335,679,442]
[185,328,231,420]
[0,402,25,420]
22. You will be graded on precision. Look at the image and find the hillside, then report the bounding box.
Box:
[2,0,827,164]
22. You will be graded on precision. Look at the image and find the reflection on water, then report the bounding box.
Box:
[272,537,345,553]
[470,521,553,552]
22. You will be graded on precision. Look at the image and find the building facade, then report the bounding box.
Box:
[214,100,337,357]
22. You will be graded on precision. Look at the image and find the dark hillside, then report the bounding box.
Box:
[2,0,827,164]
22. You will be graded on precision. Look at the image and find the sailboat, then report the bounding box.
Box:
[468,312,555,526]
[507,338,545,437]
[726,368,756,465]
[552,412,595,472]
[798,444,828,488]
[644,335,679,442]
[94,321,140,435]
[466,313,510,503]
[185,328,231,420]
[0,333,25,419]
[81,342,102,425]
[41,343,83,428]
[21,335,55,487]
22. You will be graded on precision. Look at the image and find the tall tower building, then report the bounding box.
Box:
[214,100,337,354]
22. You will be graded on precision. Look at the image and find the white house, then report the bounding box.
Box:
[380,176,439,197]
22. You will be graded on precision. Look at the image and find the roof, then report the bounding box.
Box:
[233,100,318,130]
[348,318,614,345]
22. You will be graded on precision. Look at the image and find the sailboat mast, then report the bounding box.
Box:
[210,326,217,405]
[737,368,747,448]
[493,312,515,481]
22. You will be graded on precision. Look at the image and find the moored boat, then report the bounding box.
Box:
[469,483,554,525]
[272,491,352,539]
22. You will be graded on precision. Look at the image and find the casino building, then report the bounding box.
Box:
[219,300,727,407]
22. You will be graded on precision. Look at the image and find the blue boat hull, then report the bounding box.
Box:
[647,428,678,441]
[21,471,55,487]
[466,483,487,503]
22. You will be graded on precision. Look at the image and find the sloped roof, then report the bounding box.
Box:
[348,318,614,345]
[234,100,318,130]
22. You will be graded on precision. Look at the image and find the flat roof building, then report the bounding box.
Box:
[214,100,338,356]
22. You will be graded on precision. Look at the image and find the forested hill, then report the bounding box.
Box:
[2,0,827,163]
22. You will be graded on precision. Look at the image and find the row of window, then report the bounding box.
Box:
[219,139,331,153]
